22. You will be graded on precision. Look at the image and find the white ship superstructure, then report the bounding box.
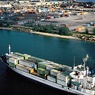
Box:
[1,45,95,95]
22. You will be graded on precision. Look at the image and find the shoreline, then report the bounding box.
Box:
[0,27,78,40]
[30,30,78,39]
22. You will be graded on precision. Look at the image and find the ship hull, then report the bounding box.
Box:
[6,63,87,95]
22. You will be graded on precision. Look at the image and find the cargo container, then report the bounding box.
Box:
[8,54,24,60]
[14,52,31,60]
[19,59,35,68]
[38,61,49,69]
[7,61,16,68]
[27,56,45,63]
[71,81,80,90]
[57,79,67,86]
[14,52,25,59]
[57,72,68,81]
[16,64,30,73]
[29,68,34,74]
[44,70,50,75]
[46,64,55,71]
[50,69,60,76]
[47,75,56,83]
[9,58,18,64]
[23,54,31,60]
[14,52,31,59]
[75,27,85,32]
[37,68,45,75]
[37,68,49,75]
[50,63,62,71]
[54,66,62,71]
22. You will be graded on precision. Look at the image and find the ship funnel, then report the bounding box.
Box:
[8,45,11,54]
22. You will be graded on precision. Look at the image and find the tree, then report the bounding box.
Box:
[85,28,89,34]
[92,28,95,35]
[32,24,39,31]
[44,25,52,33]
[0,22,3,27]
[59,26,71,35]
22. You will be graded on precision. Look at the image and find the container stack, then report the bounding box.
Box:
[38,61,50,69]
[57,72,69,86]
[50,69,60,76]
[9,58,18,64]
[16,64,34,73]
[14,52,31,60]
[37,61,50,77]
[37,68,49,76]
[46,64,55,71]
[47,75,56,82]
[46,62,62,71]
[27,56,45,63]
[6,53,24,60]
[11,54,24,60]
[7,57,19,68]
[19,59,35,68]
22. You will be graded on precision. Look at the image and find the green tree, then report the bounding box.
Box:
[85,28,89,34]
[0,22,3,27]
[59,26,71,35]
[45,25,52,33]
[32,24,40,31]
[92,28,95,35]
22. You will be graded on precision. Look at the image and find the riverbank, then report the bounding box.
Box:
[30,30,78,39]
[0,26,78,40]
[1,26,95,42]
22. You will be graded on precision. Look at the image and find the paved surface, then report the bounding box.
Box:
[37,12,95,31]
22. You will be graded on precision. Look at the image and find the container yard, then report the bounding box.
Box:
[0,1,95,32]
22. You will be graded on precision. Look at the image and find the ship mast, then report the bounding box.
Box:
[83,54,89,70]
[8,45,11,54]
[73,56,75,70]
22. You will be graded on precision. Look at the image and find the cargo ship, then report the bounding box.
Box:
[1,45,95,95]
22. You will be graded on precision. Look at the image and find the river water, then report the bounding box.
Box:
[0,29,95,95]
[77,0,95,2]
